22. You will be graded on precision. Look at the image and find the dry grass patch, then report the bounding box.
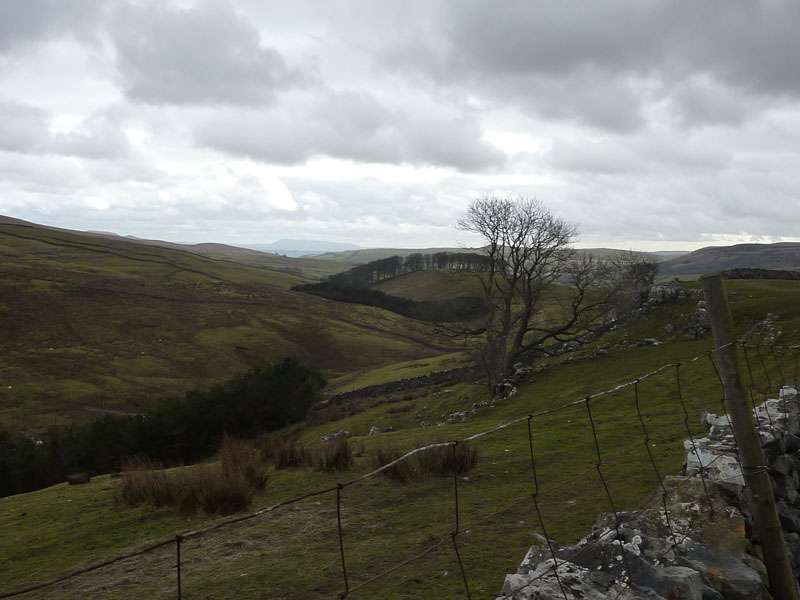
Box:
[115,437,267,515]
[370,437,478,485]
[262,434,355,472]
[262,436,311,470]
[416,439,478,476]
[370,441,422,484]
[311,435,354,472]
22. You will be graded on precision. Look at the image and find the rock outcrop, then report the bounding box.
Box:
[499,387,800,599]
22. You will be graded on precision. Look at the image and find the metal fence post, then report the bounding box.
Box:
[701,273,797,599]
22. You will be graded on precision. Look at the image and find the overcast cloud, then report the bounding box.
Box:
[1,0,799,250]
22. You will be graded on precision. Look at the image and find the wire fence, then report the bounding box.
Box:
[3,341,799,599]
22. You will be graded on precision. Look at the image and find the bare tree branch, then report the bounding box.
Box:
[456,197,635,391]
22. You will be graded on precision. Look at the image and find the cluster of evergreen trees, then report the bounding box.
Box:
[293,250,490,322]
[329,251,490,287]
[0,357,325,498]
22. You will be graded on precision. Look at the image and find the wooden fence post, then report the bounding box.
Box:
[701,273,797,599]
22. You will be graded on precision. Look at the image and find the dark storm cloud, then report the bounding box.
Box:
[668,77,759,128]
[108,2,299,106]
[379,0,800,131]
[0,0,105,53]
[3,0,800,249]
[196,89,505,171]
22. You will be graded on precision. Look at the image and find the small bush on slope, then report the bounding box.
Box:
[370,437,478,484]
[115,437,267,515]
[311,435,354,472]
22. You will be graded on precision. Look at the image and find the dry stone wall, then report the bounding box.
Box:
[326,365,483,404]
[499,387,800,599]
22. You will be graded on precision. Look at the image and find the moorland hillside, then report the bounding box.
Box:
[660,242,800,276]
[3,277,800,598]
[0,221,457,429]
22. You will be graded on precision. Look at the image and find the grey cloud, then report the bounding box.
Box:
[196,89,505,171]
[378,0,800,132]
[0,100,132,159]
[0,0,106,53]
[0,101,50,152]
[108,2,298,106]
[668,77,760,128]
[546,139,639,175]
[0,152,92,197]
[52,113,132,159]
[545,133,730,176]
[548,148,800,245]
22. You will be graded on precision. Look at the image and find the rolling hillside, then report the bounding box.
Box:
[372,269,484,301]
[0,216,348,281]
[660,242,800,276]
[3,277,799,599]
[0,222,457,430]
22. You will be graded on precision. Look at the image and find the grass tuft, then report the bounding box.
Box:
[263,436,311,470]
[416,438,479,477]
[370,438,478,484]
[218,435,269,489]
[115,437,267,515]
[370,441,422,484]
[312,435,354,472]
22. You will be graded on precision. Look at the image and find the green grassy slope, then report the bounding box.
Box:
[0,216,349,281]
[0,223,307,288]
[2,278,797,599]
[372,270,483,301]
[0,224,456,429]
[142,241,347,280]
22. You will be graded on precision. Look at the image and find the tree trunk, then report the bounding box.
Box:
[482,335,508,392]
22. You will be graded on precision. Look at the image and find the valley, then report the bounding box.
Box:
[3,218,800,598]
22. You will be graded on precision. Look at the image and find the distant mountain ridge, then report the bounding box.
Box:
[242,239,361,257]
[660,242,800,276]
[0,215,348,280]
[6,214,799,277]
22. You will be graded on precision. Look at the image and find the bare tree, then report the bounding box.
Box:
[609,249,660,307]
[457,197,628,391]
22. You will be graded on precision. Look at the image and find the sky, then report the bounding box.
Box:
[1,0,800,251]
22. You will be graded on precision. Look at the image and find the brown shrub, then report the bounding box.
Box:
[174,463,255,515]
[369,438,478,485]
[219,435,268,489]
[415,439,478,477]
[114,457,177,508]
[264,436,311,470]
[311,435,353,472]
[115,438,267,515]
[370,441,421,484]
[66,472,90,485]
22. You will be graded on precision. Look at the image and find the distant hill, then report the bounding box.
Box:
[242,239,361,257]
[0,219,455,429]
[660,243,800,276]
[651,250,691,259]
[373,269,483,301]
[0,216,348,280]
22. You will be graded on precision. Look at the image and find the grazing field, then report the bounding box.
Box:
[2,277,797,599]
[372,269,483,302]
